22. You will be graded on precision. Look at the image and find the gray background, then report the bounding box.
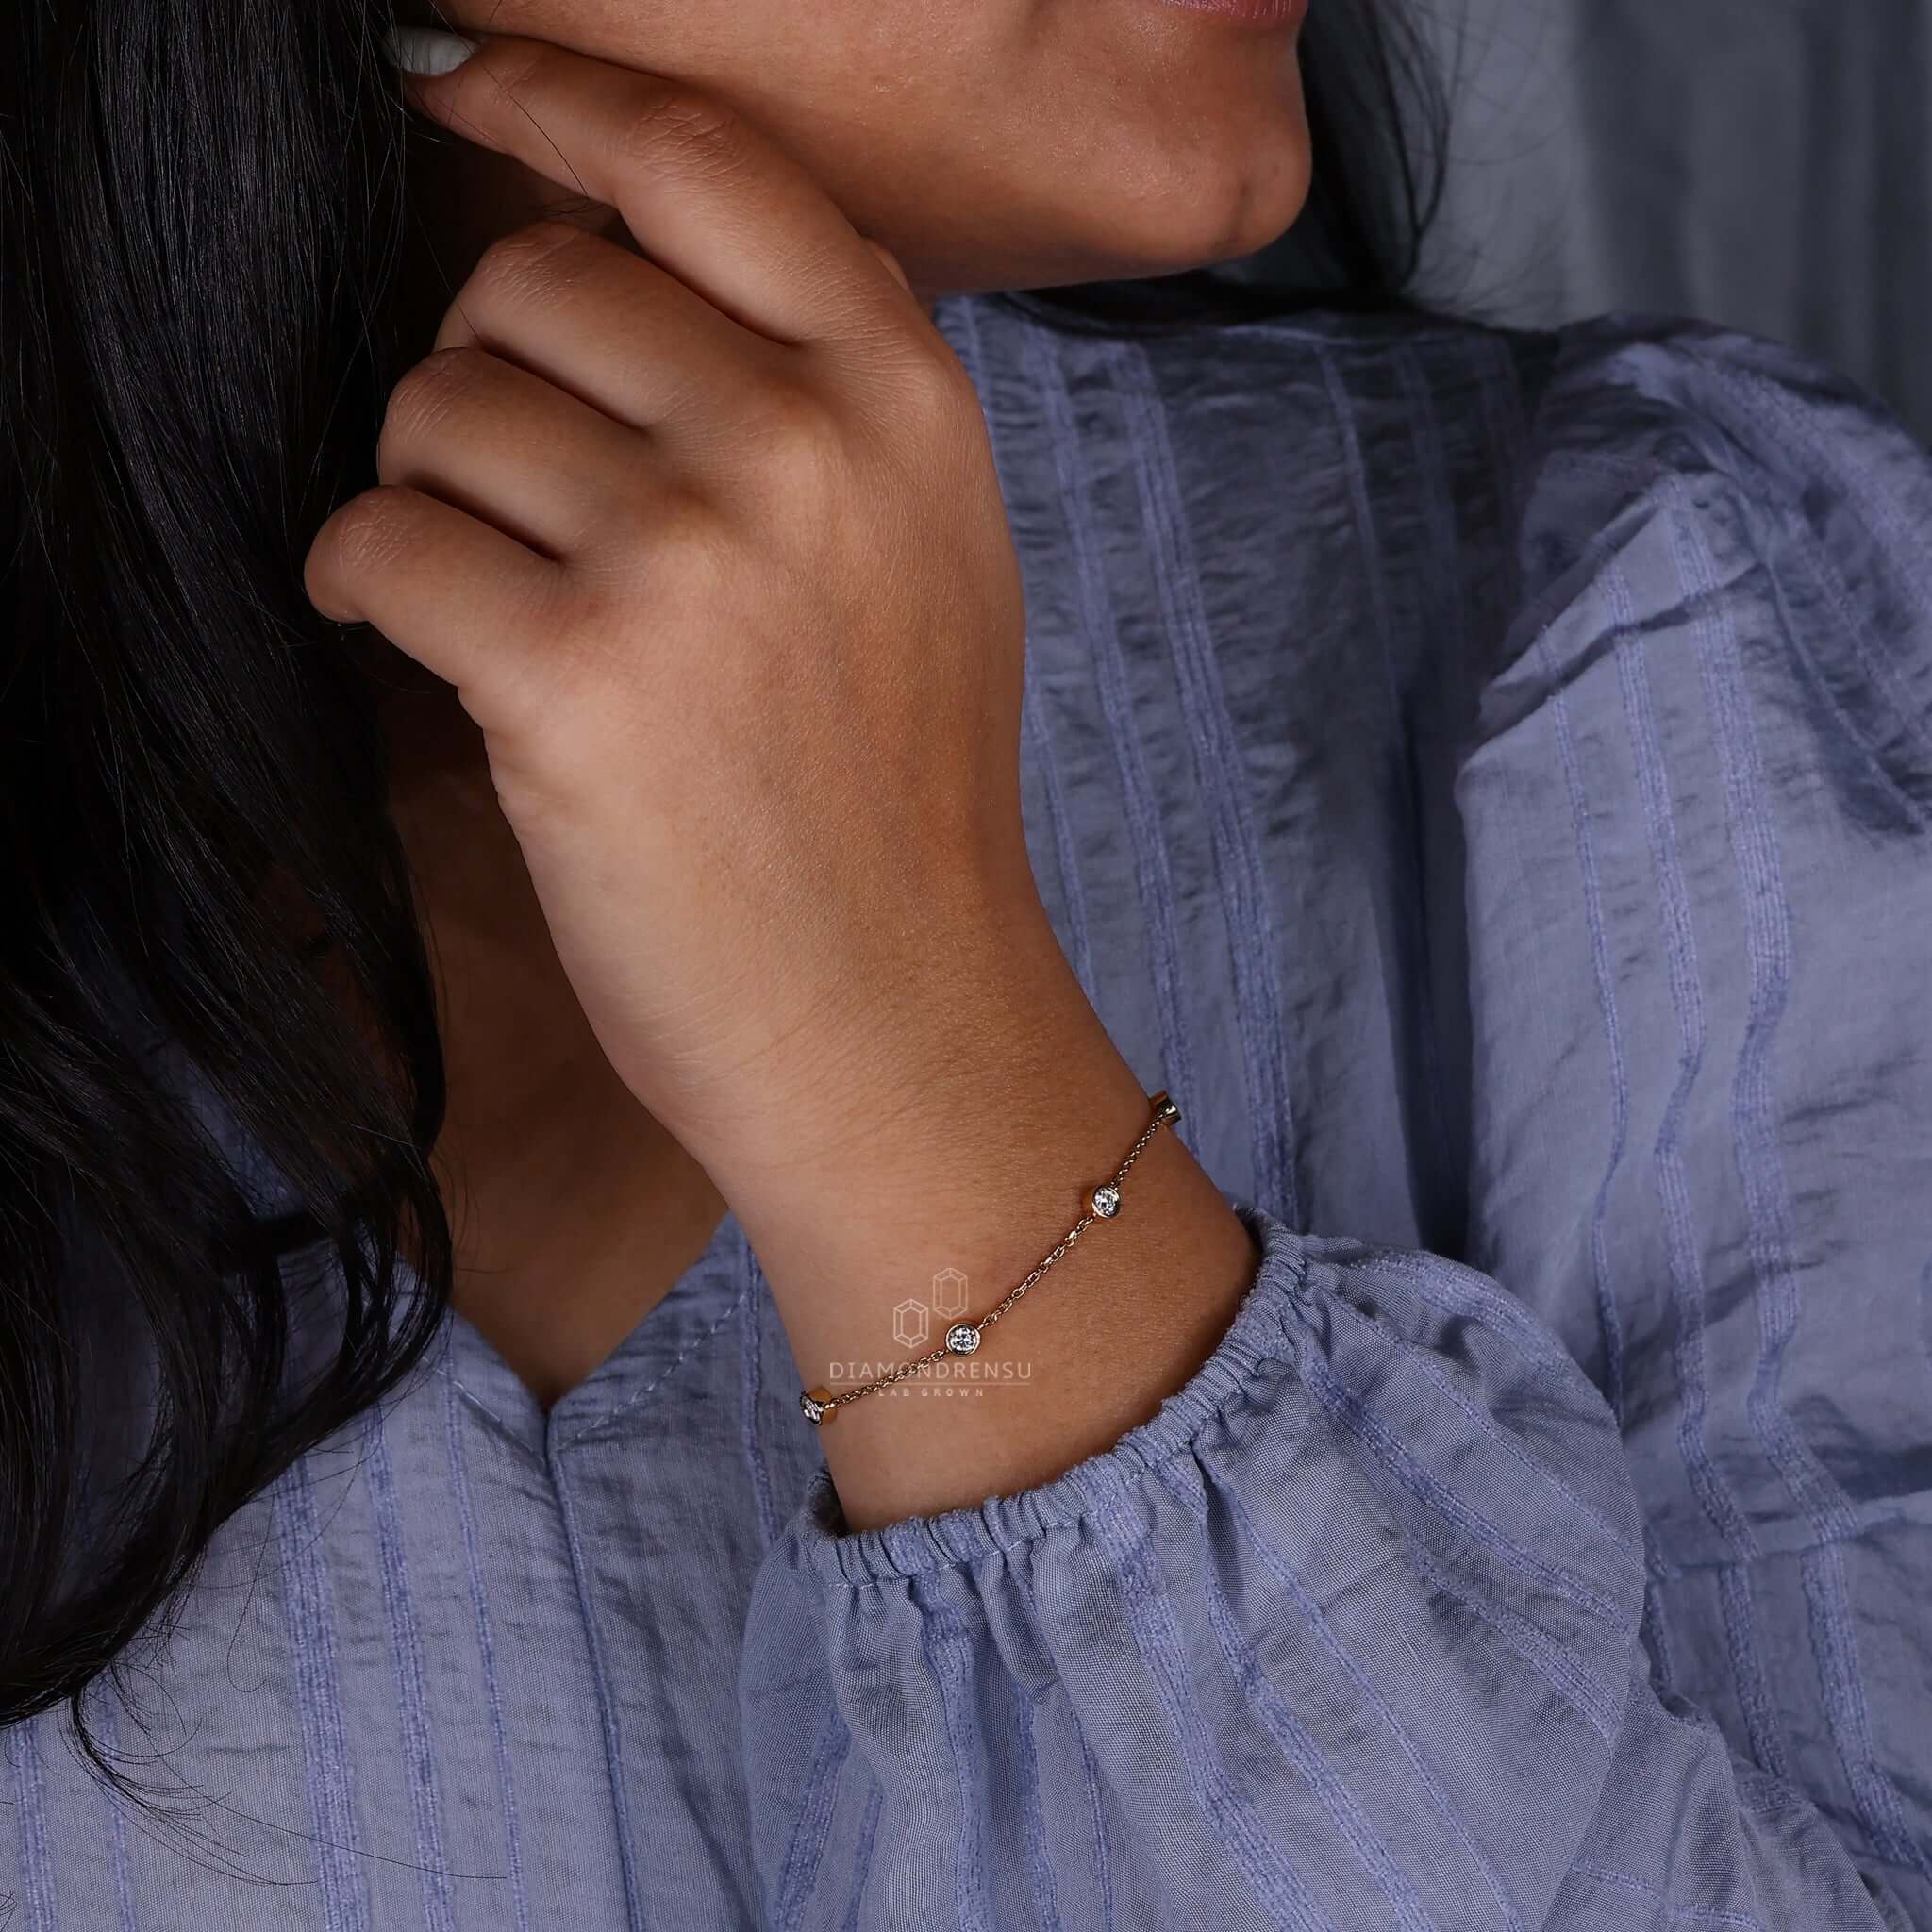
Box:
[1243,0,1932,444]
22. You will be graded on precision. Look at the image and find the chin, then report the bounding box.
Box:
[1165,148,1313,275]
[882,82,1312,303]
[1063,133,1314,286]
[1056,64,1315,278]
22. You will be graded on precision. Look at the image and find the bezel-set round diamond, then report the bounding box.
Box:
[795,1097,1173,1423]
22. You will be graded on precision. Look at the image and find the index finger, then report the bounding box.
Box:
[392,33,913,352]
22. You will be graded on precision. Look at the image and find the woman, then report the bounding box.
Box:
[1,0,1925,1922]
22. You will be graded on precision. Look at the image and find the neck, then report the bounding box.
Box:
[376,674,728,1409]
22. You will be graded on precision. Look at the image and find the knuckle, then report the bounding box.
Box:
[897,347,975,426]
[614,86,747,180]
[834,345,974,480]
[577,480,726,598]
[379,344,493,452]
[319,486,421,582]
[595,476,716,568]
[749,375,840,452]
[647,486,735,585]
[741,382,850,503]
[473,218,597,303]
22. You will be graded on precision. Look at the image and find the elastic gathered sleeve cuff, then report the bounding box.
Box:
[738,1199,1896,1930]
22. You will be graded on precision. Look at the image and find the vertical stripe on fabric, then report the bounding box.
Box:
[1609,554,1788,1777]
[1076,1732,1116,1932]
[1672,487,1853,1539]
[363,1400,458,1932]
[771,1707,852,1929]
[1639,1566,1679,1704]
[1533,620,1633,1425]
[1318,339,1456,1204]
[1153,1468,1438,1932]
[6,1713,57,1930]
[1389,344,1465,1193]
[91,1689,137,1932]
[950,300,1096,1003]
[1464,337,1536,569]
[548,1448,646,1932]
[1313,347,1407,724]
[1800,1544,1931,1877]
[1711,1567,1785,1774]
[1676,484,1865,1545]
[1216,1480,1526,1932]
[1067,1472,1336,1932]
[838,1776,883,1932]
[1675,478,1931,1880]
[1023,324,1200,1126]
[912,1587,994,1932]
[269,1456,373,1931]
[1010,1547,1113,1930]
[1394,344,1473,689]
[439,1337,531,1932]
[739,1227,779,1550]
[1108,340,1300,1226]
[1013,1694,1066,1932]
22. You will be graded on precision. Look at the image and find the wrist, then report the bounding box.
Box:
[688,891,1114,1200]
[700,916,1262,1526]
[773,1072,1258,1526]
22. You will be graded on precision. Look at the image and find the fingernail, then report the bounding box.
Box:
[382,26,480,76]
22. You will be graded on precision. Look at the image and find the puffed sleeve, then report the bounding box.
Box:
[737,319,1928,1931]
[741,1208,1902,1929]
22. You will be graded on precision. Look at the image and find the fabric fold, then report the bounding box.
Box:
[741,1199,1890,1928]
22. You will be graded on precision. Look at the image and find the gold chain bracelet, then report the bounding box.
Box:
[798,1090,1181,1425]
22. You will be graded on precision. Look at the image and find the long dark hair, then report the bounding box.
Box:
[0,0,1456,1787]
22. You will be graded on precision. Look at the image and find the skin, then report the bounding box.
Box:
[330,6,1312,1529]
[393,0,1312,305]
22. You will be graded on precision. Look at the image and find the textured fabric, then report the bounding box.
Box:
[6,292,1929,1929]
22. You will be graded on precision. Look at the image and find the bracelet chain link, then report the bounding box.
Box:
[798,1089,1180,1426]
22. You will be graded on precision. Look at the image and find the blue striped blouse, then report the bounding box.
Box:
[6,289,1929,1930]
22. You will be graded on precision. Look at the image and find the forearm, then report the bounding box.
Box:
[704,909,1262,1532]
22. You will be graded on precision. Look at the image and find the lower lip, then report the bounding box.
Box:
[1159,0,1307,24]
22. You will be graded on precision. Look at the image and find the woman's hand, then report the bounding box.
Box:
[306,31,1047,1174]
[307,32,1260,1524]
